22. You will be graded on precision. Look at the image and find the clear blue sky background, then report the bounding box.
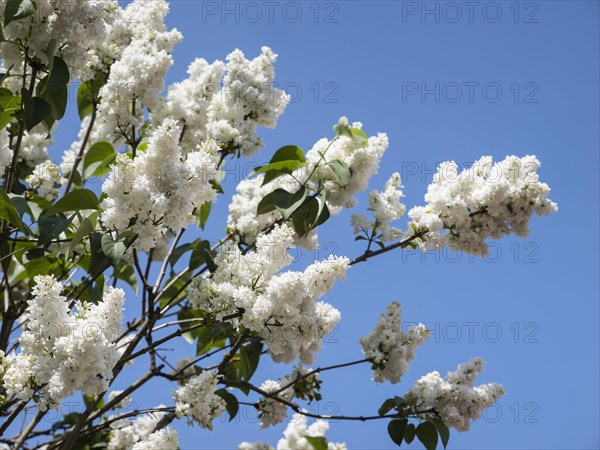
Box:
[44,1,599,449]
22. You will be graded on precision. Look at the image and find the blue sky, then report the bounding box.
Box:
[45,1,599,449]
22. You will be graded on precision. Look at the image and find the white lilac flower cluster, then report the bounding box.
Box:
[351,172,406,243]
[11,126,54,171]
[154,47,289,157]
[0,129,12,177]
[238,414,346,450]
[189,224,349,364]
[408,155,558,256]
[359,301,429,384]
[131,428,179,450]
[405,358,506,432]
[227,122,389,245]
[226,174,319,249]
[173,370,226,430]
[257,366,321,428]
[0,0,118,80]
[108,408,166,450]
[2,275,124,408]
[305,122,389,213]
[26,161,62,201]
[100,118,218,251]
[258,379,292,428]
[93,0,182,144]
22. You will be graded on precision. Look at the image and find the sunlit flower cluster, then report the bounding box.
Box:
[359,301,429,383]
[100,118,218,251]
[174,370,226,429]
[155,47,289,156]
[108,408,166,450]
[227,123,389,246]
[351,172,406,242]
[189,224,349,363]
[93,0,182,143]
[2,276,124,408]
[239,414,346,450]
[0,0,118,80]
[27,161,61,200]
[408,155,557,255]
[405,358,506,431]
[131,428,179,450]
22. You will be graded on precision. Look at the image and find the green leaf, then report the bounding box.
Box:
[256,192,276,215]
[44,57,70,92]
[289,196,330,237]
[0,190,25,231]
[328,159,351,185]
[0,87,21,129]
[38,214,75,244]
[3,0,36,26]
[196,325,224,355]
[272,187,307,220]
[68,213,97,254]
[261,168,287,186]
[101,233,126,264]
[255,145,306,185]
[210,179,224,194]
[350,127,368,147]
[314,199,330,228]
[215,389,239,421]
[268,145,306,164]
[404,423,416,444]
[83,142,116,178]
[168,243,193,269]
[239,341,262,382]
[431,418,450,449]
[379,398,398,416]
[189,239,212,271]
[77,82,94,119]
[113,263,138,294]
[195,201,211,230]
[388,419,408,446]
[23,89,51,131]
[416,421,438,450]
[37,79,67,120]
[304,436,328,450]
[44,189,99,217]
[45,39,58,66]
[87,232,109,277]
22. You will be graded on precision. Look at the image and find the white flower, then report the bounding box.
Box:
[227,121,388,247]
[154,47,288,157]
[352,172,406,242]
[277,414,346,450]
[27,161,61,200]
[189,224,349,364]
[93,0,182,143]
[0,0,118,80]
[258,379,290,428]
[359,301,429,384]
[3,276,124,408]
[174,370,226,429]
[0,128,12,178]
[238,443,273,450]
[406,358,506,431]
[19,127,52,167]
[107,408,166,450]
[305,123,389,212]
[408,155,557,255]
[101,118,218,251]
[131,428,179,450]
